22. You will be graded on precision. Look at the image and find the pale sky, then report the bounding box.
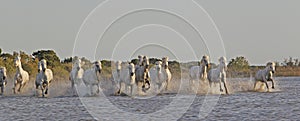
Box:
[0,0,299,64]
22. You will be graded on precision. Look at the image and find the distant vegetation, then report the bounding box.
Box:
[227,56,300,77]
[227,56,250,77]
[0,49,72,81]
[0,48,299,82]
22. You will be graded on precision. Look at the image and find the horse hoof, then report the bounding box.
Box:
[220,89,223,92]
[272,87,275,89]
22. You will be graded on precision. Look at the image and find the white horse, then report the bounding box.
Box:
[113,62,136,96]
[189,55,210,92]
[112,61,122,94]
[254,62,276,92]
[82,60,102,96]
[208,56,229,94]
[35,59,53,97]
[150,61,165,93]
[113,61,122,94]
[135,55,150,95]
[69,56,84,95]
[13,56,29,94]
[162,57,172,91]
[0,67,7,95]
[150,58,172,93]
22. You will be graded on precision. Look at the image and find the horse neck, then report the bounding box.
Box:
[163,67,169,72]
[217,64,225,72]
[157,68,162,74]
[74,68,80,77]
[200,64,207,73]
[16,64,24,72]
[93,67,100,80]
[162,62,168,67]
[116,64,122,71]
[72,65,78,70]
[155,68,161,80]
[263,67,271,75]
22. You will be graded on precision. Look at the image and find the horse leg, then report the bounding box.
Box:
[13,82,17,94]
[45,84,49,95]
[208,81,214,94]
[19,81,26,93]
[97,84,100,94]
[36,81,39,89]
[271,79,275,89]
[0,85,3,95]
[265,81,270,92]
[189,79,194,92]
[165,80,169,91]
[218,77,224,92]
[219,82,223,92]
[44,86,49,97]
[90,85,93,96]
[157,83,161,94]
[86,85,91,96]
[35,83,39,96]
[142,80,145,89]
[18,83,22,92]
[41,85,45,97]
[130,85,133,96]
[71,80,75,95]
[223,80,229,94]
[118,82,122,94]
[125,84,129,95]
[137,81,142,96]
[253,81,257,91]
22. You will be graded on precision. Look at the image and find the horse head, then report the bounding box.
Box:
[266,62,276,74]
[94,60,102,74]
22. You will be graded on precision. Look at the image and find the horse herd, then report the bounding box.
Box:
[0,55,277,97]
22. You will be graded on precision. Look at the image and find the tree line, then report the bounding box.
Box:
[0,48,299,81]
[0,49,72,80]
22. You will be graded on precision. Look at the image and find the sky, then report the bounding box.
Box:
[0,0,299,64]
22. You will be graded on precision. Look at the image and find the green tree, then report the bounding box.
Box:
[228,56,250,71]
[62,57,73,64]
[32,50,61,68]
[283,57,299,67]
[131,59,139,65]
[0,53,13,60]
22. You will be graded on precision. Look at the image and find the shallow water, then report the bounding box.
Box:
[0,77,299,120]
